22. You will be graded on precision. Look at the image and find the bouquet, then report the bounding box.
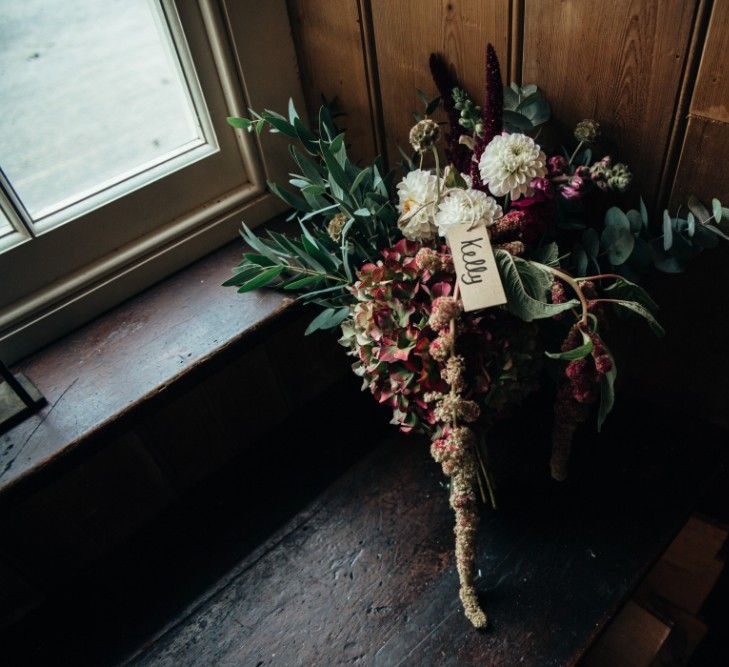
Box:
[224,44,727,628]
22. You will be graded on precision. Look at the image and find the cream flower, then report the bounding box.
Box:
[478,132,547,199]
[396,169,440,241]
[435,188,502,236]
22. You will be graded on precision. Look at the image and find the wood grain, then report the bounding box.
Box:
[127,400,720,666]
[287,0,378,163]
[522,0,698,208]
[370,0,511,169]
[689,0,729,124]
[670,0,729,204]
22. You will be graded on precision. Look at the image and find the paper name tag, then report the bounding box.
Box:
[446,223,506,312]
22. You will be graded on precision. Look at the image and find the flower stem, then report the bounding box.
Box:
[576,273,623,283]
[568,140,584,166]
[534,262,590,328]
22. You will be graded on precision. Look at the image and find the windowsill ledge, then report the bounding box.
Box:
[0,239,296,501]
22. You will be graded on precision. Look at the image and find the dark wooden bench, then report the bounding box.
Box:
[124,400,723,666]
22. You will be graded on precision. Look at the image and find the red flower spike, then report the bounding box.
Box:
[429,53,470,173]
[471,43,504,192]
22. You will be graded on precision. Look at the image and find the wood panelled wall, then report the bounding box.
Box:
[286,0,729,427]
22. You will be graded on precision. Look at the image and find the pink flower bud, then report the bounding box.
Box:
[548,155,568,175]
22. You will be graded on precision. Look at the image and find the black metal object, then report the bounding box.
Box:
[0,360,46,434]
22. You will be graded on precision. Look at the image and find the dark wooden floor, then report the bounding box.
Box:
[123,399,723,667]
[1,386,725,666]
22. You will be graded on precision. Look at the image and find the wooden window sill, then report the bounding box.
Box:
[0,238,296,501]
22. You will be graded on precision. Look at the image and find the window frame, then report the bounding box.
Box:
[0,0,304,363]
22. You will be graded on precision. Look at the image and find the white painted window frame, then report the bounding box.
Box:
[0,0,305,362]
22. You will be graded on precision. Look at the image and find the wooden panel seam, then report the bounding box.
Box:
[657,0,712,211]
[356,0,389,166]
[687,110,729,126]
[509,0,525,85]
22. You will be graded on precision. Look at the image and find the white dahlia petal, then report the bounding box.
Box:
[396,169,441,241]
[435,188,503,237]
[478,133,547,200]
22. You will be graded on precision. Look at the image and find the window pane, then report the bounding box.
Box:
[0,0,205,221]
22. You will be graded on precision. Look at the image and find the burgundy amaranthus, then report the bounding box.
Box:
[550,282,613,480]
[470,44,503,192]
[429,53,470,173]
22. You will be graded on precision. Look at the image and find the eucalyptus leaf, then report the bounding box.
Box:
[712,198,722,223]
[662,210,673,251]
[639,197,648,230]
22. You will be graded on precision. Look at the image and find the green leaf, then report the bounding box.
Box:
[597,350,616,432]
[243,252,276,267]
[318,106,336,141]
[227,116,252,130]
[289,145,324,183]
[609,300,665,337]
[349,168,370,196]
[425,96,441,116]
[284,274,323,290]
[496,252,579,321]
[304,307,350,335]
[293,117,318,153]
[268,181,310,211]
[687,211,696,237]
[573,243,588,275]
[236,266,284,293]
[639,197,648,229]
[662,210,673,251]
[603,277,658,315]
[305,308,336,334]
[262,112,297,138]
[287,98,299,124]
[444,168,468,189]
[687,195,711,224]
[545,329,593,361]
[712,198,722,224]
[626,210,643,233]
[503,110,533,132]
[582,228,600,259]
[299,222,339,272]
[221,266,259,287]
[532,241,559,265]
[320,143,349,201]
[602,209,635,265]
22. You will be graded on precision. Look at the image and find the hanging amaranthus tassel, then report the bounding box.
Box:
[426,297,488,628]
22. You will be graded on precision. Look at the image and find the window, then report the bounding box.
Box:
[0,0,303,362]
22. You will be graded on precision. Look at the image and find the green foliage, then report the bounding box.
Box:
[495,251,579,321]
[545,328,593,361]
[502,83,551,132]
[226,100,403,325]
[564,195,725,279]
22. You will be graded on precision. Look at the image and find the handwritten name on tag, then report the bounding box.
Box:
[446,223,506,312]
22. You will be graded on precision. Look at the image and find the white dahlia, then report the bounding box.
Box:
[478,132,547,199]
[435,188,502,236]
[396,169,440,241]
